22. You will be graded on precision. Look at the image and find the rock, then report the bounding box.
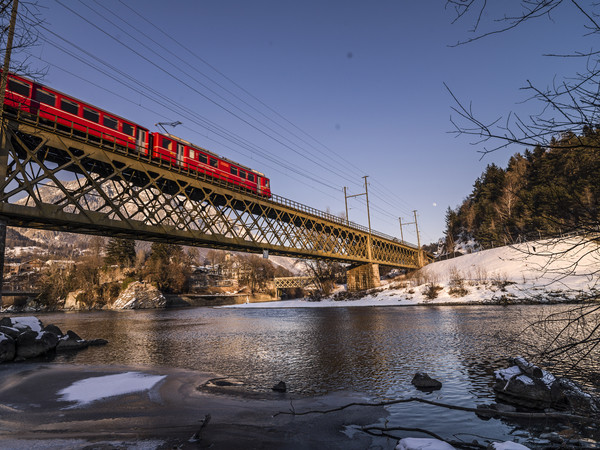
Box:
[65,330,82,341]
[411,372,442,390]
[539,433,563,444]
[56,333,89,351]
[10,316,43,333]
[511,356,543,379]
[493,358,600,414]
[0,325,20,339]
[64,289,85,310]
[272,381,287,392]
[111,282,167,309]
[87,338,108,346]
[0,333,15,362]
[43,324,64,336]
[557,377,600,415]
[0,317,12,327]
[15,330,59,360]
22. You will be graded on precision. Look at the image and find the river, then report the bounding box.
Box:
[30,304,600,446]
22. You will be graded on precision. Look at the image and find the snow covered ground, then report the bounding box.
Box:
[226,237,599,308]
[57,372,166,408]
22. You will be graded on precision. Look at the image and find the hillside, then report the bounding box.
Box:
[444,131,600,253]
[228,236,599,308]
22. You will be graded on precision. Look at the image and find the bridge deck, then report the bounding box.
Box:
[0,113,430,268]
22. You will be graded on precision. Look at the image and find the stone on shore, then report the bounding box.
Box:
[0,315,108,363]
[111,282,167,309]
[493,357,600,414]
[0,333,16,362]
[15,330,59,360]
[56,330,89,351]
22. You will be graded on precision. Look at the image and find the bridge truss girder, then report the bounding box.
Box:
[0,120,424,269]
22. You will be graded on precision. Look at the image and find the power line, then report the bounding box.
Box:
[55,0,364,192]
[37,3,422,238]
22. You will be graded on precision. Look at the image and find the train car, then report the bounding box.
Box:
[3,72,149,155]
[151,132,271,198]
[2,72,271,198]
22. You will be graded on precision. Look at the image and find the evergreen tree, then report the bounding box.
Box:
[105,238,136,268]
[144,242,189,293]
[444,132,600,250]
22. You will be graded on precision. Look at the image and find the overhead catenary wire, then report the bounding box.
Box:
[33,31,342,197]
[55,0,364,193]
[113,0,371,181]
[35,2,426,240]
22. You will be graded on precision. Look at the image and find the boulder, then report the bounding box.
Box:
[0,325,20,339]
[15,330,59,360]
[111,282,167,309]
[272,381,287,392]
[9,316,42,333]
[0,333,15,362]
[493,357,600,413]
[64,290,86,310]
[65,330,82,341]
[411,372,442,390]
[56,335,88,352]
[43,324,64,336]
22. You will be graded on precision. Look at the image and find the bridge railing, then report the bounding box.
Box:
[6,107,418,249]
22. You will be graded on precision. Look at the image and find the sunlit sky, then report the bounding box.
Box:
[24,1,589,245]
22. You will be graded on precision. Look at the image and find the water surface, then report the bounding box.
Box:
[31,304,600,446]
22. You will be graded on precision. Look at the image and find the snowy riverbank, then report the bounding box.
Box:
[226,237,599,308]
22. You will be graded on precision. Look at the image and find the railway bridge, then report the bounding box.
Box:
[0,112,431,292]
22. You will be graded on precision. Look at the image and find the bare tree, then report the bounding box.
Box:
[0,0,44,78]
[445,0,600,378]
[302,259,345,299]
[445,1,600,155]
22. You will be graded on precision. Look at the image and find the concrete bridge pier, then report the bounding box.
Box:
[347,263,381,291]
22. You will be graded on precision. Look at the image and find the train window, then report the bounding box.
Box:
[35,89,56,106]
[122,123,134,136]
[189,149,196,160]
[8,79,30,97]
[209,158,218,168]
[162,137,172,149]
[239,169,246,179]
[248,173,255,183]
[230,167,238,176]
[103,116,118,130]
[264,179,270,187]
[60,99,78,115]
[83,107,99,123]
[199,153,207,164]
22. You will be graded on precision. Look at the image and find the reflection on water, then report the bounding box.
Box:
[40,305,599,396]
[36,304,599,445]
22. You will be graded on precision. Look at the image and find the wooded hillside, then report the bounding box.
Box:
[445,129,600,251]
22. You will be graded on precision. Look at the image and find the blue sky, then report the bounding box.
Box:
[23,1,589,245]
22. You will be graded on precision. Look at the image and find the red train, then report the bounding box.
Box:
[3,72,272,198]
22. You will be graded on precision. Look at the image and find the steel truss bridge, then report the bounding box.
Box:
[0,112,429,269]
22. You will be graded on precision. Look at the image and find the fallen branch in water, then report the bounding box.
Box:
[273,396,595,423]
